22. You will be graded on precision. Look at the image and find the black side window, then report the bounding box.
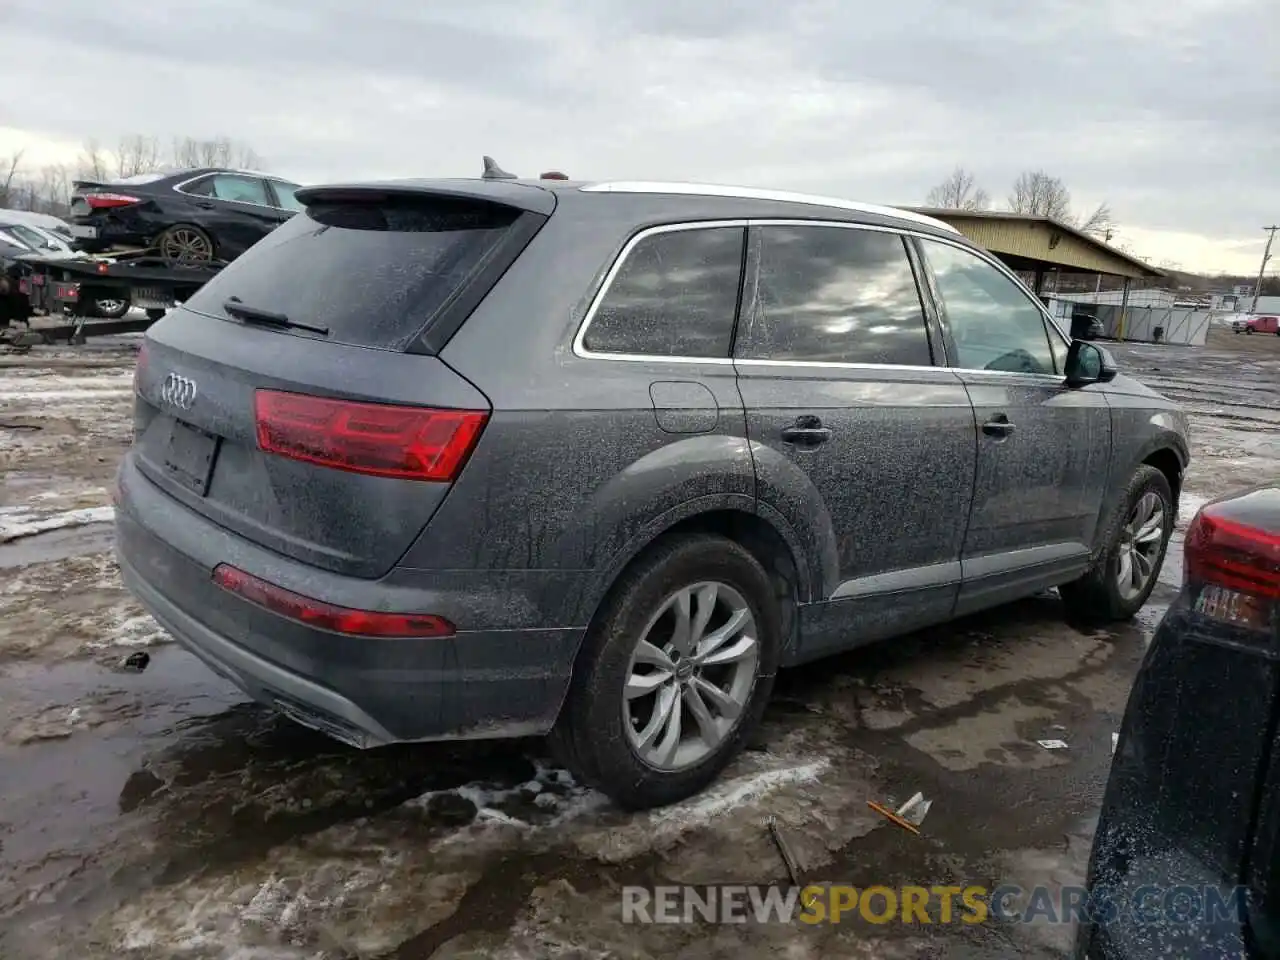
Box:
[182,176,216,198]
[583,226,745,358]
[734,225,932,366]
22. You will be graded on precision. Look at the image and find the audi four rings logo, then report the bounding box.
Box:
[160,373,198,410]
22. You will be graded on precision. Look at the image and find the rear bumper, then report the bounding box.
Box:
[115,456,583,746]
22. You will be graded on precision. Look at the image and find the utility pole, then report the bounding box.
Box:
[1251,225,1278,314]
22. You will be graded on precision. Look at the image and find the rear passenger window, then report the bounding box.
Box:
[583,226,745,358]
[735,225,932,366]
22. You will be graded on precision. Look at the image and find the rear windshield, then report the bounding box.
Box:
[182,196,521,350]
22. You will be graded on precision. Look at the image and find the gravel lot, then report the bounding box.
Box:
[1,327,1276,959]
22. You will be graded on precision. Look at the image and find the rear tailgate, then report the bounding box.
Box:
[131,183,552,579]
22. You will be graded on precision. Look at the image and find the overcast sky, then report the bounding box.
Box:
[3,0,1276,274]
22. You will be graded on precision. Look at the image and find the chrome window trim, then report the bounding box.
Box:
[173,172,287,212]
[572,217,1071,381]
[580,181,961,235]
[571,220,747,366]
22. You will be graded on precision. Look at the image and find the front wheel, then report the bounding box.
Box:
[1059,465,1174,623]
[550,534,781,809]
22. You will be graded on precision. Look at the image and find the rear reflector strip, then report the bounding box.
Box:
[254,390,487,482]
[213,564,455,638]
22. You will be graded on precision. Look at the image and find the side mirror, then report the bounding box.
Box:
[1064,339,1118,387]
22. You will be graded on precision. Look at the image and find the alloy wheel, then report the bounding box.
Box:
[1116,491,1166,600]
[623,581,759,772]
[159,228,212,262]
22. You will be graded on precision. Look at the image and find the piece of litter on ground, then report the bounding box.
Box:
[868,790,932,835]
[1037,739,1069,750]
[1111,732,1119,754]
[766,815,802,886]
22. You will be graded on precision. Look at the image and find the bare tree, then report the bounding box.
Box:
[115,134,163,177]
[170,135,262,170]
[199,136,232,168]
[38,165,72,214]
[78,140,111,181]
[1079,202,1114,239]
[925,166,991,211]
[233,142,264,170]
[0,151,24,207]
[1008,169,1073,221]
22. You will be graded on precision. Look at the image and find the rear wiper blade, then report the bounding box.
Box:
[223,296,329,336]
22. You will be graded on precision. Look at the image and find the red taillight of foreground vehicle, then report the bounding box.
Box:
[83,192,142,210]
[1185,503,1280,632]
[1186,508,1280,600]
[254,390,488,482]
[213,564,455,638]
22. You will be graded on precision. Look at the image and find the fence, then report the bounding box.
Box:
[1046,298,1211,345]
[1092,304,1211,345]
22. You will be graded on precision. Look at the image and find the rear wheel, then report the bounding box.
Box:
[145,308,166,322]
[1059,465,1174,623]
[551,534,781,809]
[156,224,214,263]
[92,298,130,319]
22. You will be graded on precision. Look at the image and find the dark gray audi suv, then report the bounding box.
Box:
[115,177,1189,808]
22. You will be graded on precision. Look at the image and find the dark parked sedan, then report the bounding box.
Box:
[1076,485,1280,958]
[69,168,304,262]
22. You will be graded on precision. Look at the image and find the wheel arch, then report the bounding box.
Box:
[1142,446,1184,516]
[570,499,812,665]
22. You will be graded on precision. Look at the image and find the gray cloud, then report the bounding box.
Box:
[2,0,1276,267]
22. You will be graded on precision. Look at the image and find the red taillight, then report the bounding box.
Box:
[83,192,141,210]
[212,564,455,638]
[1185,508,1280,600]
[254,390,488,482]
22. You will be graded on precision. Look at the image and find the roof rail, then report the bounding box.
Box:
[580,181,959,233]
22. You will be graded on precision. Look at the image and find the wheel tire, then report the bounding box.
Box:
[155,224,215,263]
[145,308,166,322]
[1059,465,1175,623]
[92,298,130,319]
[550,533,782,810]
[1246,328,1254,335]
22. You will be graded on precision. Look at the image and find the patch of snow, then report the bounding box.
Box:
[1177,491,1211,529]
[0,505,115,542]
[649,758,831,827]
[87,605,170,650]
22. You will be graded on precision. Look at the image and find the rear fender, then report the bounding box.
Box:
[555,435,756,623]
[747,441,841,602]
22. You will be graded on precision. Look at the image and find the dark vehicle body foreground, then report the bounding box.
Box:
[70,168,304,261]
[1076,486,1280,959]
[116,177,1190,807]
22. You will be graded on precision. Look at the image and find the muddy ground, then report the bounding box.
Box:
[0,327,1276,959]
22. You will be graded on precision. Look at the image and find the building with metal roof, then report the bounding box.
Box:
[905,208,1164,293]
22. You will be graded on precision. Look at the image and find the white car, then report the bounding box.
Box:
[0,226,132,319]
[0,221,75,258]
